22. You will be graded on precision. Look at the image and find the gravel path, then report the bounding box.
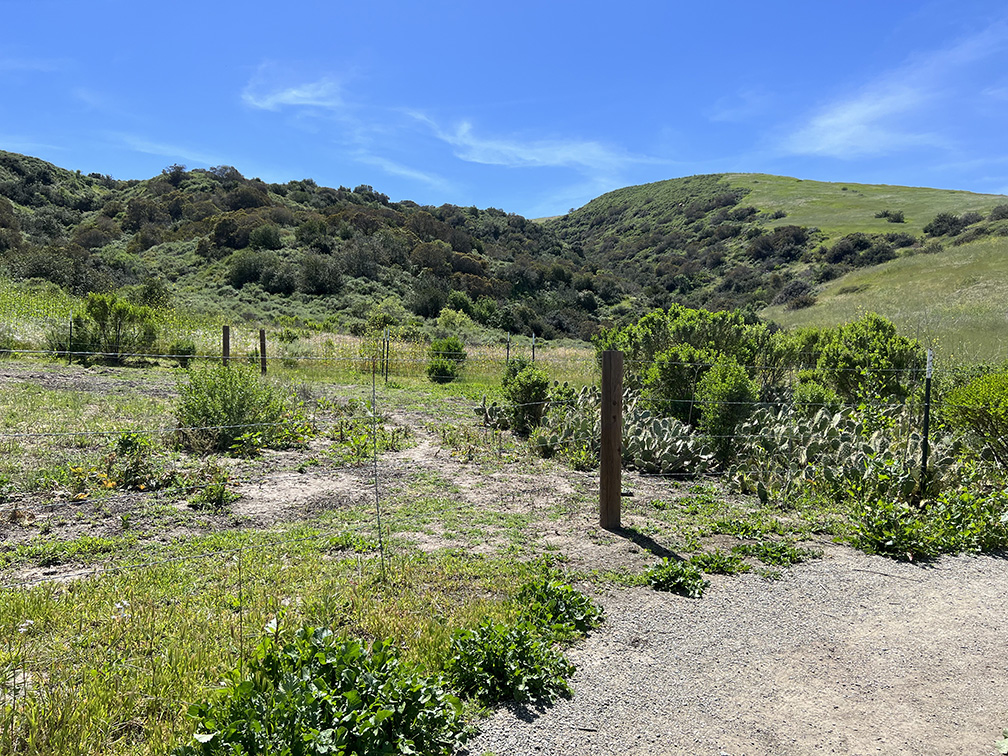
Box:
[463,544,1008,756]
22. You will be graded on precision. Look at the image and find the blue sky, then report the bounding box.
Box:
[3,0,1008,217]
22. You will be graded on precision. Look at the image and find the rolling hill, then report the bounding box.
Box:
[2,150,1007,358]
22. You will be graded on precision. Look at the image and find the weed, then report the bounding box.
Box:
[517,576,604,642]
[447,619,575,705]
[646,558,709,597]
[175,625,465,756]
[690,549,751,575]
[732,541,820,567]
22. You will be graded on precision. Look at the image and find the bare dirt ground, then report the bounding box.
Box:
[1,361,1006,754]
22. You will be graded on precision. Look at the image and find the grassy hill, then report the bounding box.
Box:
[3,150,1008,359]
[721,173,1007,244]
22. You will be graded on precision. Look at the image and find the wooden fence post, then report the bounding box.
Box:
[259,329,267,375]
[600,350,623,530]
[222,325,230,366]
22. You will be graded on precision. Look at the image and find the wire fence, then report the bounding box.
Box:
[0,345,1001,754]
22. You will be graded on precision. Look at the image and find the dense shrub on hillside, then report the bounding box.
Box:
[642,344,715,424]
[924,212,969,236]
[946,369,1008,468]
[503,359,551,436]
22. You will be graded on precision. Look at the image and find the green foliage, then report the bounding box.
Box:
[946,369,1008,467]
[174,362,310,453]
[168,339,196,368]
[426,336,466,384]
[175,625,465,756]
[813,313,923,400]
[732,541,819,567]
[689,549,751,575]
[643,344,713,424]
[447,619,575,705]
[66,292,158,363]
[996,728,1008,754]
[854,485,1008,560]
[516,576,604,642]
[695,355,756,464]
[646,558,709,597]
[502,361,551,437]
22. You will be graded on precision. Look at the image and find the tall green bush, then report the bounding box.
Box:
[503,361,551,437]
[696,355,756,464]
[175,362,308,453]
[426,336,467,384]
[642,344,715,424]
[947,369,1008,467]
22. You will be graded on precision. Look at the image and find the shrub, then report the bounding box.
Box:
[646,558,708,597]
[989,204,1008,221]
[174,362,309,453]
[695,355,756,464]
[426,356,459,384]
[642,344,713,424]
[447,619,574,705]
[502,361,551,437]
[947,370,1008,467]
[924,212,968,236]
[426,336,466,383]
[175,626,464,756]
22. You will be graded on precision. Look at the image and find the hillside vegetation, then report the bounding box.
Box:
[2,150,1008,357]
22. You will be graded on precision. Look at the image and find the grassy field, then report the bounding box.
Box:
[724,173,1008,245]
[762,234,1008,362]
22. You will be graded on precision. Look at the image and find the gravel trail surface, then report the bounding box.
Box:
[464,544,1007,756]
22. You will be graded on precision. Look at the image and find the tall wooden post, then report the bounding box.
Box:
[222,325,230,366]
[600,350,623,530]
[259,329,267,375]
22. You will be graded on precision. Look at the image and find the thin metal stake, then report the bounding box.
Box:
[920,349,933,500]
[372,359,387,581]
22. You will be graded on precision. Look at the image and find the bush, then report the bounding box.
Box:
[947,369,1008,467]
[642,344,713,424]
[516,576,604,642]
[175,626,465,756]
[447,619,575,705]
[989,204,1008,221]
[426,336,466,383]
[695,355,756,464]
[924,212,968,236]
[167,339,196,368]
[426,356,459,384]
[502,361,551,437]
[175,362,309,453]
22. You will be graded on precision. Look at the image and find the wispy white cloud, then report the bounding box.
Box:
[784,19,1008,159]
[115,134,222,167]
[787,84,943,158]
[412,112,664,174]
[242,64,343,111]
[354,152,453,192]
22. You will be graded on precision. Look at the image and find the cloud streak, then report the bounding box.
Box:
[784,19,1008,159]
[242,64,344,112]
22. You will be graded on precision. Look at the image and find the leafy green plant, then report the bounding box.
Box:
[516,576,604,642]
[996,728,1008,754]
[646,558,708,597]
[175,362,311,454]
[447,619,575,705]
[690,549,751,575]
[502,361,551,437]
[175,625,465,756]
[695,355,756,465]
[732,540,819,567]
[168,339,196,368]
[946,369,1008,467]
[426,336,467,384]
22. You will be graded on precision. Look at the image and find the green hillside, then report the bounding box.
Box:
[721,173,1007,243]
[763,234,1008,361]
[3,150,1008,359]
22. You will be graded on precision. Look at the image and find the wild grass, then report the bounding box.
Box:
[0,530,552,756]
[763,235,1008,362]
[724,173,1007,245]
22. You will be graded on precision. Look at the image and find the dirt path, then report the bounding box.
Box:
[464,545,1008,756]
